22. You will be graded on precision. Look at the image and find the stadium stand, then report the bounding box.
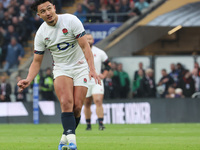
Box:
[1,0,200,101]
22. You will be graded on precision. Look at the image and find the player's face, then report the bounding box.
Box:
[37,1,57,26]
[86,34,94,48]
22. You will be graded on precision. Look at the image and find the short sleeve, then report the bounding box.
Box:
[71,15,85,39]
[34,32,45,54]
[101,50,108,62]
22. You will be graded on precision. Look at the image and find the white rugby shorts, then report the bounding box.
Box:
[53,66,89,88]
[86,79,104,97]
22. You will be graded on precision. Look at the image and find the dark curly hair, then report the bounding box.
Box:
[30,0,53,12]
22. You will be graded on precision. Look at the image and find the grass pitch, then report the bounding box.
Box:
[0,123,200,150]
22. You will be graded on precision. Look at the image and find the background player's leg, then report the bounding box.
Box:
[73,86,88,128]
[93,94,105,130]
[84,96,93,130]
[54,76,76,148]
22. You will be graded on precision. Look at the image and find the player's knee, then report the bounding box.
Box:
[60,98,73,111]
[74,105,82,117]
[84,101,92,108]
[95,99,102,107]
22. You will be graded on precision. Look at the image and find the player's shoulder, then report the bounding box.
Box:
[92,46,104,52]
[36,21,48,35]
[92,46,106,54]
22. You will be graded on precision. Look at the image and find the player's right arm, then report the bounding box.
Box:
[99,60,111,79]
[17,54,43,92]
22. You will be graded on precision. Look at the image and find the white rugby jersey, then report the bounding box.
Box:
[34,14,87,70]
[92,46,108,75]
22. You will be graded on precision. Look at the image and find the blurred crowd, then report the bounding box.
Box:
[74,0,152,23]
[0,67,56,102]
[0,0,44,74]
[104,61,200,99]
[155,62,199,99]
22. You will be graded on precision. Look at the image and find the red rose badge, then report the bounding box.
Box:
[84,78,87,83]
[62,28,68,35]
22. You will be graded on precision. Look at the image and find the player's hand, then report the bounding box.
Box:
[17,79,30,92]
[89,70,101,85]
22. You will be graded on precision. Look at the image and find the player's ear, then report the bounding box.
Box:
[37,13,41,18]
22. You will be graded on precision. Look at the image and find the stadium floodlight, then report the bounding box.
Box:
[168,25,182,35]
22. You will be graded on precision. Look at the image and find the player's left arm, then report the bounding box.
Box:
[71,15,100,84]
[77,36,101,85]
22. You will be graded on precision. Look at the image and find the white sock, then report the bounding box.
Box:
[66,134,76,145]
[59,134,67,144]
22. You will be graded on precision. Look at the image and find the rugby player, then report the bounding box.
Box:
[84,34,110,130]
[17,1,100,150]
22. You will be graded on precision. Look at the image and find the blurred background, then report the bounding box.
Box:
[0,0,200,124]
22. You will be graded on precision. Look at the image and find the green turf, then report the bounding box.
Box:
[0,123,200,150]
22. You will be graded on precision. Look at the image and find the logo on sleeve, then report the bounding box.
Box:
[45,37,50,41]
[62,28,68,35]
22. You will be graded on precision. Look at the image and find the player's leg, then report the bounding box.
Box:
[54,76,77,150]
[72,67,89,130]
[91,81,105,130]
[84,96,93,130]
[73,86,88,129]
[93,94,105,130]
